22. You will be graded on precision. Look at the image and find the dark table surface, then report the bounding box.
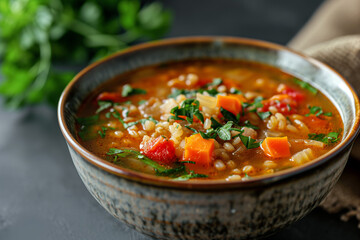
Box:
[1,0,360,239]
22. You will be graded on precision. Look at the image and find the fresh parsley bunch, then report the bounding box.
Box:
[0,0,171,108]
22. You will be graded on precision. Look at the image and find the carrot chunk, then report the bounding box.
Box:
[182,134,214,168]
[216,95,242,115]
[261,137,291,158]
[141,136,177,165]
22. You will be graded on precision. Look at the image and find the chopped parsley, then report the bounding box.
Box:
[168,88,219,99]
[112,110,158,129]
[98,126,115,138]
[203,78,223,87]
[216,121,233,141]
[257,111,271,120]
[305,106,332,117]
[230,88,243,94]
[96,101,113,114]
[243,120,259,130]
[293,78,318,95]
[220,107,240,124]
[170,99,204,124]
[308,130,341,144]
[138,100,147,105]
[121,84,147,97]
[238,135,261,149]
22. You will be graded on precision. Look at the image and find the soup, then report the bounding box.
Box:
[76,59,343,181]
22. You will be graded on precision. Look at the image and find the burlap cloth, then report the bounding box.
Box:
[288,0,360,227]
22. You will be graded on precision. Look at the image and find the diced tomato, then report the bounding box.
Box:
[258,95,297,115]
[141,136,177,165]
[303,115,330,133]
[97,92,125,103]
[280,85,305,102]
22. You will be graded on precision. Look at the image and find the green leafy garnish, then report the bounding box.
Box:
[96,101,113,114]
[257,111,271,120]
[216,121,233,141]
[203,78,223,88]
[239,135,262,149]
[242,97,263,113]
[243,120,259,130]
[308,130,341,144]
[293,78,318,95]
[210,117,223,129]
[230,88,243,94]
[97,126,115,138]
[121,84,147,97]
[172,171,208,181]
[170,99,204,124]
[305,106,332,117]
[107,148,167,171]
[107,148,208,180]
[220,107,239,124]
[168,88,219,99]
[0,0,171,108]
[138,100,147,105]
[112,110,157,129]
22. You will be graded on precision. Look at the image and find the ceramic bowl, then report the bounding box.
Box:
[58,37,360,240]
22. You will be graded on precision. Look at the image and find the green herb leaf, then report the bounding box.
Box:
[107,148,207,180]
[199,129,218,139]
[308,130,341,144]
[121,84,147,97]
[243,120,259,130]
[239,135,261,149]
[172,171,208,181]
[98,126,108,138]
[305,105,332,117]
[230,88,243,94]
[293,78,318,95]
[96,101,113,114]
[257,111,271,120]
[168,88,219,99]
[204,78,223,87]
[217,121,233,141]
[107,148,168,171]
[210,117,222,129]
[170,99,204,124]
[220,107,239,123]
[138,100,147,105]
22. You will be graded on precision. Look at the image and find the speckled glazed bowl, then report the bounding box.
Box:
[58,37,360,240]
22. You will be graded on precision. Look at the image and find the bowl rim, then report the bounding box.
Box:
[58,36,360,190]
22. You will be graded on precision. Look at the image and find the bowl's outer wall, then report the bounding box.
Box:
[68,143,350,240]
[60,38,359,239]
